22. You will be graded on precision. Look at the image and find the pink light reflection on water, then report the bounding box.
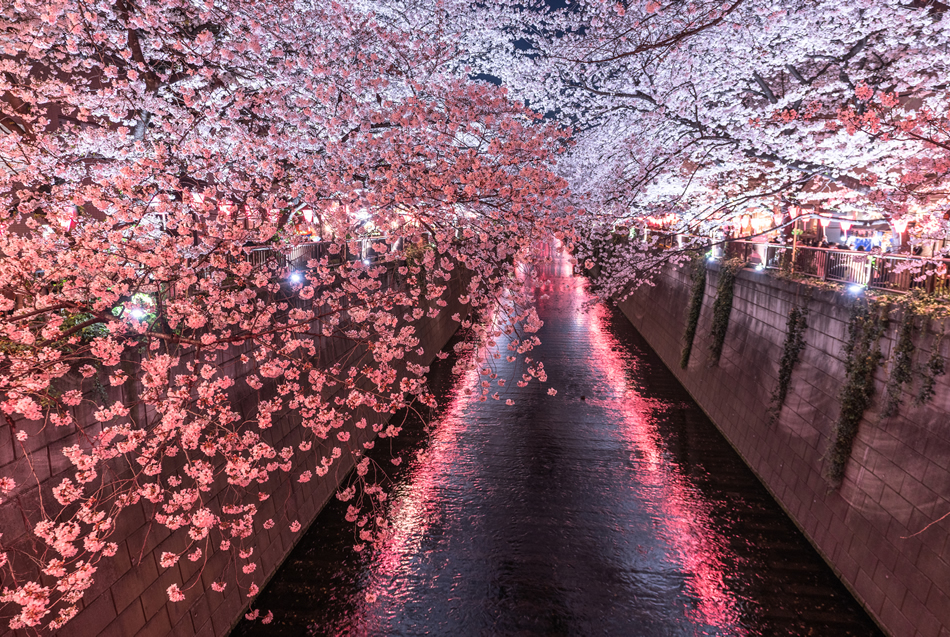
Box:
[336,246,748,635]
[584,295,749,635]
[338,341,485,634]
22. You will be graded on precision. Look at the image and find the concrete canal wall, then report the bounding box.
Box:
[0,272,467,637]
[617,262,950,637]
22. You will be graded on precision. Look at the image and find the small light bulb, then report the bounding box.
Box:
[290,273,303,284]
[130,308,147,320]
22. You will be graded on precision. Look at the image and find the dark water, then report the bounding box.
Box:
[233,254,882,637]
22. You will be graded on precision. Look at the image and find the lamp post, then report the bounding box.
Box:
[788,205,804,273]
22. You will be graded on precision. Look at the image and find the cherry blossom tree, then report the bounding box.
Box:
[484,0,950,294]
[0,0,573,629]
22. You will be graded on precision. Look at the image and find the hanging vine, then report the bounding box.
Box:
[915,331,946,406]
[825,300,887,488]
[680,254,708,368]
[881,305,917,419]
[767,304,810,425]
[707,258,745,366]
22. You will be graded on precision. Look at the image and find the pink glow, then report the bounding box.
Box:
[343,249,747,634]
[584,299,748,634]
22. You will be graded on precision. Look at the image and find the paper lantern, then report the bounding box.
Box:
[819,216,831,228]
[892,217,909,233]
[302,209,313,223]
[839,220,852,233]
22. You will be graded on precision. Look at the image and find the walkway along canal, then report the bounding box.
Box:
[234,255,883,636]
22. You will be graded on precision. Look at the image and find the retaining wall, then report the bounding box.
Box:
[617,262,950,637]
[0,272,468,637]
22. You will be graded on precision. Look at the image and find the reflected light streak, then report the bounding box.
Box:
[340,242,747,635]
[585,297,748,634]
[341,346,483,633]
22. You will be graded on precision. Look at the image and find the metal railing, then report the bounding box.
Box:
[725,240,950,294]
[244,237,407,271]
[640,231,950,294]
[166,236,416,301]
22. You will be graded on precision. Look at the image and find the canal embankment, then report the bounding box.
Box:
[617,260,950,637]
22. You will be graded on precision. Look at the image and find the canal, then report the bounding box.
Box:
[233,256,883,636]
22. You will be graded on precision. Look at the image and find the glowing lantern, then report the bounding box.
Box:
[773,212,784,226]
[839,219,852,233]
[302,209,314,223]
[819,216,831,228]
[892,217,909,234]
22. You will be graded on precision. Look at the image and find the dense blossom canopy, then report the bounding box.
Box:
[3,0,950,630]
[0,0,571,629]
[485,0,950,293]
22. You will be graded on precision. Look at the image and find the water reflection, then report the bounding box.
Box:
[234,251,882,637]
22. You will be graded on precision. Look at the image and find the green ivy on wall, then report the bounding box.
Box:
[914,333,946,407]
[680,255,708,369]
[707,258,745,366]
[881,305,917,419]
[825,300,887,488]
[767,304,809,425]
[915,331,946,406]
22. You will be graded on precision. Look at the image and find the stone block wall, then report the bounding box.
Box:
[0,271,468,637]
[617,262,950,637]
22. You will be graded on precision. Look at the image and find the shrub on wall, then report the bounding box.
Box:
[881,306,917,419]
[680,255,708,368]
[767,304,809,425]
[707,258,745,366]
[916,332,946,406]
[825,300,887,488]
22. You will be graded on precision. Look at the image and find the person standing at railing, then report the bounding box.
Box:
[935,262,949,295]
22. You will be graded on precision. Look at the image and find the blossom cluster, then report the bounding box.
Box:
[0,0,572,629]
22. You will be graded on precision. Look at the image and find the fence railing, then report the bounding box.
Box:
[243,237,407,271]
[722,240,950,294]
[167,236,417,301]
[641,231,950,294]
